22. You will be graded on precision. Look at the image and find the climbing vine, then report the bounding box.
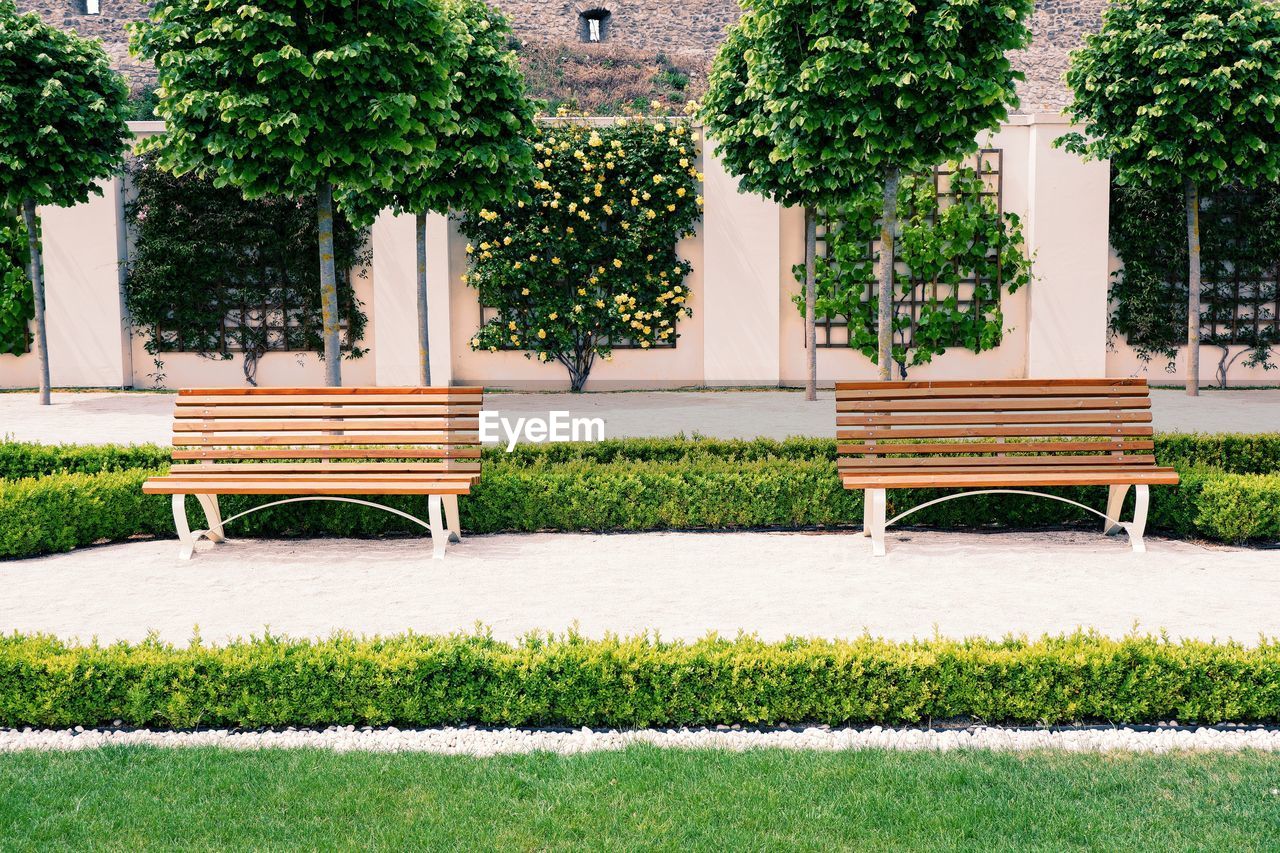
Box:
[1110,178,1280,387]
[0,211,33,357]
[123,157,369,385]
[799,166,1030,378]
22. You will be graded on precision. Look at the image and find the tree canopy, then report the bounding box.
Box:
[1059,0,1280,190]
[130,0,457,202]
[0,0,130,210]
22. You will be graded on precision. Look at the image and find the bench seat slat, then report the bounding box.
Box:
[842,468,1181,489]
[838,397,1151,413]
[168,462,482,474]
[175,405,482,418]
[172,419,480,432]
[838,440,1154,455]
[836,384,1149,400]
[836,378,1147,391]
[172,447,481,460]
[839,455,1157,468]
[172,434,480,446]
[143,478,473,495]
[178,386,481,396]
[837,425,1154,440]
[840,411,1153,426]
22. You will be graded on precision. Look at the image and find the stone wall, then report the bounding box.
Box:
[15,0,1110,110]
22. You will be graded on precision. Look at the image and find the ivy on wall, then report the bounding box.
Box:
[799,165,1031,378]
[0,212,33,357]
[123,156,370,385]
[1110,178,1280,386]
[460,112,703,391]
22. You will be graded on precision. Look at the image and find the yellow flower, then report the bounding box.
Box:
[640,340,651,349]
[549,312,558,320]
[510,334,520,344]
[550,200,559,209]
[642,192,651,201]
[650,100,663,111]
[529,254,538,262]
[696,195,704,207]
[520,286,529,294]
[613,259,623,269]
[654,123,666,133]
[588,132,603,147]
[551,257,561,265]
[578,288,586,296]
[459,273,468,283]
[537,329,547,340]
[513,262,523,271]
[603,204,613,215]
[595,299,605,309]
[676,187,686,197]
[652,175,663,184]
[566,226,574,234]
[589,276,599,285]
[469,337,479,347]
[667,204,676,212]
[631,197,640,207]
[503,236,512,245]
[679,158,689,168]
[573,304,584,314]
[620,222,630,230]
[508,321,517,331]
[538,352,549,362]
[465,244,475,254]
[645,209,657,220]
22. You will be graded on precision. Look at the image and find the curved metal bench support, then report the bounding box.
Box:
[171,494,455,562]
[860,486,1150,557]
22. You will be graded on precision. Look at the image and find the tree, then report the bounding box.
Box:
[0,0,130,404]
[130,0,458,386]
[1059,0,1280,396]
[707,0,1032,381]
[460,114,702,391]
[700,21,822,400]
[346,0,536,386]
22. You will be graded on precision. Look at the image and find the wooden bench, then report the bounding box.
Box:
[142,387,483,560]
[836,378,1179,556]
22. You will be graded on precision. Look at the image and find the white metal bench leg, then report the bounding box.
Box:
[428,495,448,560]
[442,494,461,543]
[1103,484,1130,536]
[172,494,196,561]
[867,488,887,557]
[861,489,872,536]
[197,494,226,543]
[1125,485,1149,553]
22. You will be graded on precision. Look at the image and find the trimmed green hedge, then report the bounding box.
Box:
[1,437,1278,559]
[5,433,1279,477]
[1,631,1277,728]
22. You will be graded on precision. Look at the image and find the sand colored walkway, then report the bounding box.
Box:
[1,530,1275,645]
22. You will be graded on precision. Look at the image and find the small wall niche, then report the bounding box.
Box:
[578,8,611,43]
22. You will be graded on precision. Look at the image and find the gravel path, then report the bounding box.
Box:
[3,531,1277,644]
[2,388,1278,445]
[3,725,1278,755]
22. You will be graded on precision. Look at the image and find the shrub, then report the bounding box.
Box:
[1,445,1277,559]
[460,113,702,390]
[0,631,1276,729]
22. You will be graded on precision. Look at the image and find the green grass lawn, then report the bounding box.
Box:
[1,746,1278,851]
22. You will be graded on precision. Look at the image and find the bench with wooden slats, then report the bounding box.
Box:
[142,387,483,560]
[836,378,1179,556]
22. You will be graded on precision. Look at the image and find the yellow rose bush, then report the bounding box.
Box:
[461,112,702,390]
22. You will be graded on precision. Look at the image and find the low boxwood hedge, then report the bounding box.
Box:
[4,433,1280,477]
[1,438,1278,559]
[1,631,1276,728]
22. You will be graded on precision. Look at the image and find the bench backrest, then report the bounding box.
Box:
[836,378,1156,472]
[167,387,483,477]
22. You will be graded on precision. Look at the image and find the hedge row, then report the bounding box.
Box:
[4,433,1279,478]
[2,631,1277,728]
[1,457,1277,559]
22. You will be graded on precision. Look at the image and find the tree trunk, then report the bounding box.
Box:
[804,206,817,401]
[316,180,342,387]
[877,167,901,381]
[22,199,50,405]
[416,211,431,387]
[1184,177,1200,397]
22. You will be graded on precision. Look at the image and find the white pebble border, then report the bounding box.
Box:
[3,724,1279,756]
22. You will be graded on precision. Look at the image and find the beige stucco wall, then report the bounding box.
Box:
[9,116,1274,392]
